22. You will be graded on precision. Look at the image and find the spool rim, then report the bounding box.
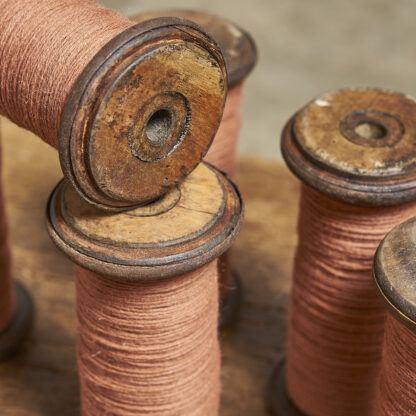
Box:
[132,10,257,88]
[0,281,34,361]
[373,216,416,332]
[282,88,416,206]
[46,163,244,281]
[59,17,227,211]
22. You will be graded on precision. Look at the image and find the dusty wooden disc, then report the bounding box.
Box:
[47,163,243,280]
[133,10,257,87]
[374,216,416,332]
[282,88,416,205]
[60,17,227,211]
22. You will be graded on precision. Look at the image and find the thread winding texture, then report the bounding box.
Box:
[0,0,131,147]
[285,185,416,416]
[76,260,220,416]
[204,83,243,304]
[204,83,243,179]
[375,315,416,415]
[0,125,15,333]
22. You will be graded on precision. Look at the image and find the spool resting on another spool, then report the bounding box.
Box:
[134,10,257,326]
[0,1,227,210]
[46,162,243,414]
[270,88,416,416]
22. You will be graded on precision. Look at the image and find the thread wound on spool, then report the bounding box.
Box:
[205,83,243,179]
[375,315,416,416]
[76,262,220,415]
[285,185,416,416]
[0,0,131,147]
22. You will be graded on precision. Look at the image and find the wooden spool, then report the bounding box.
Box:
[0,14,227,210]
[373,216,416,415]
[270,88,416,415]
[46,161,243,410]
[134,10,257,327]
[60,17,227,211]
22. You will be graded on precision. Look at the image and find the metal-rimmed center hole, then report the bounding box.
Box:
[145,110,172,144]
[354,121,387,140]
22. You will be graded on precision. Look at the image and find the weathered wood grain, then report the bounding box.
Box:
[0,117,299,415]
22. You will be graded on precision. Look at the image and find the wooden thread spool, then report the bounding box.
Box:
[373,216,416,415]
[134,10,257,327]
[0,1,227,210]
[46,162,243,414]
[268,88,416,415]
[0,121,33,360]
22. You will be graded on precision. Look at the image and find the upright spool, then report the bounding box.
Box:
[0,1,227,210]
[373,217,416,416]
[269,89,416,415]
[46,162,243,414]
[0,121,33,360]
[134,10,257,325]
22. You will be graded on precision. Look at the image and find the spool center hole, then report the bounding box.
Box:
[354,121,387,140]
[145,110,172,144]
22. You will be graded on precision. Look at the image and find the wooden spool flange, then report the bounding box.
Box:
[0,281,34,361]
[60,17,227,211]
[282,88,416,206]
[46,162,243,280]
[374,216,416,332]
[133,11,257,88]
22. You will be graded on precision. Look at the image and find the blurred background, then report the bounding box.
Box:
[100,0,414,162]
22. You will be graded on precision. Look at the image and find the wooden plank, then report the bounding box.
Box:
[0,118,299,415]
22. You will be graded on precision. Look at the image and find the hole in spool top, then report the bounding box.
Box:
[145,109,172,144]
[354,121,387,140]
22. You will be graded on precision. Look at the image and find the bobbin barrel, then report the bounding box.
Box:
[282,88,416,206]
[46,162,243,414]
[0,1,227,209]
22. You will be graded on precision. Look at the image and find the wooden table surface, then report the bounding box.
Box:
[0,118,299,415]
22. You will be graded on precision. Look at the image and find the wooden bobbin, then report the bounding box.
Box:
[46,161,243,411]
[270,88,416,415]
[373,217,416,414]
[134,10,257,327]
[1,13,226,210]
[60,17,227,211]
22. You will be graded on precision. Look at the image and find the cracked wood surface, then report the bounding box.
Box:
[0,117,299,415]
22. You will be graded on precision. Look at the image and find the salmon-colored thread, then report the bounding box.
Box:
[0,124,16,332]
[76,260,220,416]
[0,0,131,147]
[285,184,416,416]
[375,315,416,416]
[204,83,243,302]
[204,82,243,179]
